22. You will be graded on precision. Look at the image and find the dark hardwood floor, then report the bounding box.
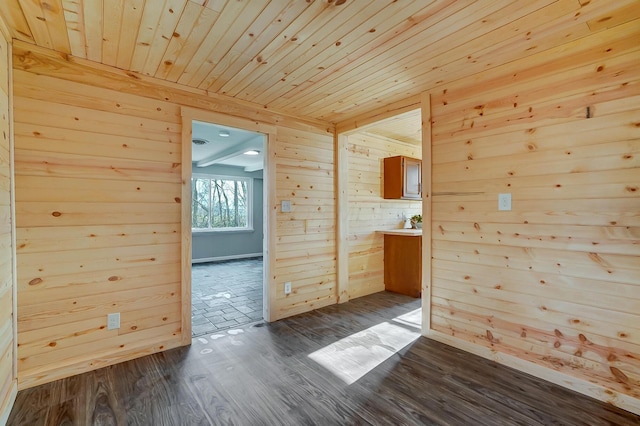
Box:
[8,292,640,425]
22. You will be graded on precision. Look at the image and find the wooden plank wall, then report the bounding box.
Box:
[13,64,184,390]
[10,42,334,388]
[346,132,421,299]
[0,17,17,424]
[274,127,336,318]
[428,20,640,411]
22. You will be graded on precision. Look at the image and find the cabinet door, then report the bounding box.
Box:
[403,157,421,199]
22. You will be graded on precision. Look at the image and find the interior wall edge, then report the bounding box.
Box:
[11,40,334,136]
[0,381,17,426]
[420,91,432,334]
[180,107,193,346]
[0,17,17,424]
[335,94,421,135]
[427,330,640,416]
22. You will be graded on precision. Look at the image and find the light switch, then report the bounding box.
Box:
[281,200,292,213]
[498,193,512,211]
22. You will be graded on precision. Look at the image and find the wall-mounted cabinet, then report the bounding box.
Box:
[384,156,421,200]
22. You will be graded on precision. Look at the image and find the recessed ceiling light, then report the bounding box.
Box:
[244,150,260,156]
[192,138,209,145]
[219,130,230,137]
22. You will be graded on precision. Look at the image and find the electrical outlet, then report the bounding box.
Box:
[284,282,292,295]
[498,193,512,211]
[281,200,292,213]
[107,312,120,330]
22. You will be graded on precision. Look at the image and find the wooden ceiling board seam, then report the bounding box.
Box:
[11,40,333,133]
[199,0,301,93]
[269,0,470,115]
[301,0,582,121]
[139,0,188,76]
[176,2,266,86]
[41,0,71,54]
[199,0,300,92]
[0,0,34,42]
[82,0,104,63]
[586,1,640,33]
[173,0,248,85]
[344,0,615,117]
[430,53,640,132]
[62,0,87,58]
[319,0,633,122]
[258,0,432,107]
[16,0,54,49]
[214,0,330,97]
[128,0,167,72]
[163,3,220,82]
[238,0,379,105]
[430,20,640,115]
[335,94,421,134]
[115,0,146,70]
[0,7,12,40]
[154,1,209,80]
[288,0,523,119]
[101,0,125,65]
[181,0,256,88]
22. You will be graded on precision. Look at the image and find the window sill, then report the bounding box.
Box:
[192,228,255,235]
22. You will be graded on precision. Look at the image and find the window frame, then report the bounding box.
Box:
[191,173,253,233]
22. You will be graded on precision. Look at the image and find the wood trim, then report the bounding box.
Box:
[7,30,18,415]
[426,329,640,416]
[264,128,277,322]
[421,92,432,334]
[179,107,277,328]
[0,16,18,425]
[336,133,349,303]
[335,94,421,134]
[180,109,193,346]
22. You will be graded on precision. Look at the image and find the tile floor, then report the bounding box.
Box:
[191,257,263,337]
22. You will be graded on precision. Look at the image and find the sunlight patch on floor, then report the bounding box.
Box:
[308,309,422,385]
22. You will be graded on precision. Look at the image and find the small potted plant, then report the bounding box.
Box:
[410,214,422,229]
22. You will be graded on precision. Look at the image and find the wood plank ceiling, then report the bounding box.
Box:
[0,0,637,124]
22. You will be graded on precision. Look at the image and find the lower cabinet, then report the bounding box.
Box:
[383,234,422,298]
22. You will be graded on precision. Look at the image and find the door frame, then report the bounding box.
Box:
[180,107,277,344]
[334,93,431,335]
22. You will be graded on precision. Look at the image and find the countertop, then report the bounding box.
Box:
[376,228,422,236]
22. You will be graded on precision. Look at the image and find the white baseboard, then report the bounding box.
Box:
[191,253,263,264]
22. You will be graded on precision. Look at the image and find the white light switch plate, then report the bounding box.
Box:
[498,193,512,211]
[107,312,120,330]
[281,200,291,213]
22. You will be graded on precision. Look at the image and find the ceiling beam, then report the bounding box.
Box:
[195,140,262,168]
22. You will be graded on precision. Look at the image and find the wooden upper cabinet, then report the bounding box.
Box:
[384,156,422,200]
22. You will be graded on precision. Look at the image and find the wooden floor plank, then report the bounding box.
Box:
[7,292,640,425]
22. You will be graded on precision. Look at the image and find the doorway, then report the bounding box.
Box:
[180,108,276,341]
[338,108,424,302]
[189,121,265,336]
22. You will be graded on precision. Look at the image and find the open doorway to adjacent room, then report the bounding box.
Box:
[190,120,266,337]
[339,108,425,307]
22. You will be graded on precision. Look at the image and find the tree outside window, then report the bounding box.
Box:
[192,175,251,230]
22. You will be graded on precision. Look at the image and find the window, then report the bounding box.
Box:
[191,175,252,231]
